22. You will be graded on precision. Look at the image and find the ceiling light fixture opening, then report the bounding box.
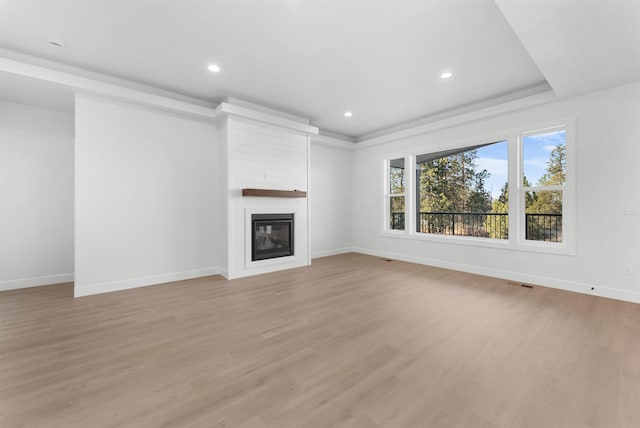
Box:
[344,111,353,117]
[440,71,453,79]
[207,64,221,73]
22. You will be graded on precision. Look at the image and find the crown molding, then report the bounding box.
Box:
[356,82,552,143]
[1,49,560,143]
[0,55,217,120]
[0,52,320,133]
[310,133,356,150]
[355,87,557,148]
[213,102,318,135]
[225,97,310,124]
[0,48,215,108]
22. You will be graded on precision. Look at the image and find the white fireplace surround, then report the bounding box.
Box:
[219,102,318,280]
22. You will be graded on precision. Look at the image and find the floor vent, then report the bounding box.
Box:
[508,281,534,289]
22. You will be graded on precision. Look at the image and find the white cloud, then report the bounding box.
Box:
[476,157,508,173]
[524,158,547,169]
[525,130,565,144]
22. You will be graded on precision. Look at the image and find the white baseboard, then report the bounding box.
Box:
[226,260,310,280]
[0,273,75,291]
[311,247,355,259]
[352,247,640,304]
[74,267,223,297]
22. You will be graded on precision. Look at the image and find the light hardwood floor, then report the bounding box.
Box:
[1,253,638,427]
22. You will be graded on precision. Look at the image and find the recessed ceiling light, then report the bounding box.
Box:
[207,64,221,73]
[440,72,453,79]
[47,40,64,48]
[344,111,353,117]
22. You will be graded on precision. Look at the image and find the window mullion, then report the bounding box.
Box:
[509,130,520,246]
[407,155,415,235]
[524,184,564,192]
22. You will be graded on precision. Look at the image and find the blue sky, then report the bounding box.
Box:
[522,130,566,186]
[476,141,508,199]
[475,130,565,199]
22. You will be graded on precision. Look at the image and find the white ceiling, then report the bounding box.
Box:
[0,0,638,139]
[496,0,640,98]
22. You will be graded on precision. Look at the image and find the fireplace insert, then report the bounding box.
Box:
[251,213,294,261]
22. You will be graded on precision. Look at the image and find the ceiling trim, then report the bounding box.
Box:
[0,56,217,121]
[213,102,318,135]
[225,97,310,125]
[317,129,356,144]
[356,82,552,142]
[310,133,355,150]
[0,48,215,108]
[0,52,319,134]
[355,88,558,149]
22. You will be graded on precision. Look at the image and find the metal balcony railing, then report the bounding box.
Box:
[524,213,562,242]
[390,212,562,242]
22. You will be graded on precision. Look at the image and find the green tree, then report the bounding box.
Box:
[417,149,492,235]
[523,144,565,241]
[527,144,565,214]
[467,169,492,212]
[389,165,406,230]
[389,165,405,194]
[417,149,491,213]
[486,182,509,239]
[539,145,566,186]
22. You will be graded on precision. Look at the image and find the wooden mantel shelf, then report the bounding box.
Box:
[242,188,307,198]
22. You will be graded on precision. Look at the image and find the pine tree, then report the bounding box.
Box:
[486,182,509,239]
[527,144,565,214]
[539,145,566,186]
[417,149,492,235]
[417,150,491,213]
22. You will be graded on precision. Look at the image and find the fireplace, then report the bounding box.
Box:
[251,213,294,261]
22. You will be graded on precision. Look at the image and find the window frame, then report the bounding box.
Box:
[383,156,411,234]
[414,139,510,241]
[515,122,575,254]
[382,119,575,255]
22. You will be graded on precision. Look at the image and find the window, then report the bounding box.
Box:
[386,158,406,231]
[383,121,574,254]
[415,141,509,239]
[521,128,566,243]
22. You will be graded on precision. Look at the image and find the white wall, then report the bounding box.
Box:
[223,117,310,279]
[352,82,640,303]
[0,100,74,290]
[74,94,219,297]
[310,142,353,258]
[4,81,637,304]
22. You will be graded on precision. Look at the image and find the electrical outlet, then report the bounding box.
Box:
[153,255,160,264]
[623,264,633,275]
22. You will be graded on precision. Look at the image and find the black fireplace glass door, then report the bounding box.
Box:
[252,214,294,261]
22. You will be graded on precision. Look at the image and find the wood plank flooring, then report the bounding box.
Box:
[1,253,638,427]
